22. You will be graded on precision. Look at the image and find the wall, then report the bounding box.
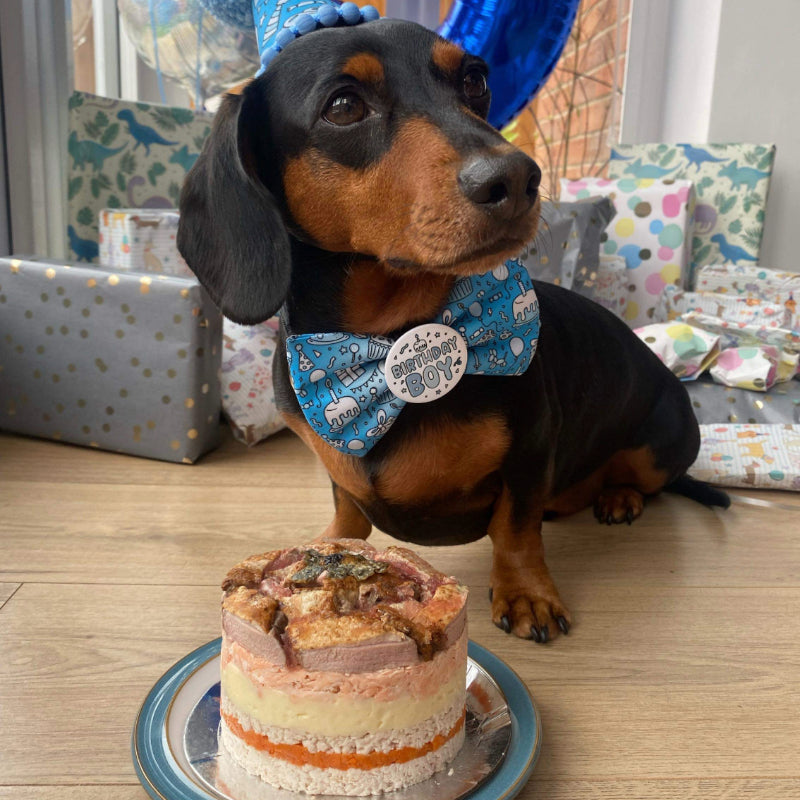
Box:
[708,0,799,268]
[622,0,796,270]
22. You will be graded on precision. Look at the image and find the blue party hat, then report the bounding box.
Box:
[252,0,381,74]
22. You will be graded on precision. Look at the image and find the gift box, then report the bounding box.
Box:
[656,285,792,328]
[688,424,800,491]
[519,196,615,290]
[98,208,193,277]
[560,177,695,328]
[222,317,286,445]
[679,311,800,355]
[0,256,222,463]
[634,322,720,380]
[589,255,628,319]
[694,264,799,323]
[709,346,782,392]
[67,91,212,262]
[609,143,776,285]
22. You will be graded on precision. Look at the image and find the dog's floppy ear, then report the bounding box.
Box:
[178,90,290,324]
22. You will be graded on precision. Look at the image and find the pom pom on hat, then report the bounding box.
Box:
[255,2,382,75]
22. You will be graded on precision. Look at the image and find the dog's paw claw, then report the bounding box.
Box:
[594,487,645,526]
[494,614,511,633]
[490,585,571,642]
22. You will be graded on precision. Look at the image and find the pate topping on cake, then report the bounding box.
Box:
[221,539,467,672]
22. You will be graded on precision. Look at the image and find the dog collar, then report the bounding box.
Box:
[286,259,540,455]
[254,1,381,75]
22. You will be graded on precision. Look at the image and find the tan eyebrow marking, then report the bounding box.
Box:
[431,39,464,76]
[342,52,385,84]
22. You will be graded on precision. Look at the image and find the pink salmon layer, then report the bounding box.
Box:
[222,626,468,703]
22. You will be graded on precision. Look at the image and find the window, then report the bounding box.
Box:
[504,0,630,200]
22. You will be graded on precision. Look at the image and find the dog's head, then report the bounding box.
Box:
[178,19,541,324]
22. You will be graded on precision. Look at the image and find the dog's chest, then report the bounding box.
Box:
[287,408,509,512]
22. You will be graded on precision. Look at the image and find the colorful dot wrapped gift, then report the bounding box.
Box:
[609,143,776,283]
[561,177,696,328]
[0,256,222,463]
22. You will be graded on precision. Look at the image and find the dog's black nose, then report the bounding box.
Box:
[458,151,541,219]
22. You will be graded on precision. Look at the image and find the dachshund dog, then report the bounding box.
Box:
[178,19,724,643]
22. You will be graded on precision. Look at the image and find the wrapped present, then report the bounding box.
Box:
[609,143,776,284]
[634,322,720,380]
[222,318,286,445]
[560,177,695,327]
[679,311,800,355]
[0,255,222,463]
[98,208,193,277]
[656,285,791,327]
[694,264,799,323]
[687,375,800,424]
[590,255,628,319]
[519,196,615,291]
[688,424,800,491]
[67,91,212,262]
[709,346,780,392]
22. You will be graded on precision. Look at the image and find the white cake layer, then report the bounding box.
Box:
[219,715,466,796]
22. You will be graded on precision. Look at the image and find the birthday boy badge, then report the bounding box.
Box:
[385,323,468,402]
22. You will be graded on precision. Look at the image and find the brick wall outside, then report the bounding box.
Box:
[503,0,630,200]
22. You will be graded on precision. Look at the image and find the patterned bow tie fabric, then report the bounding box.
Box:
[286,259,540,455]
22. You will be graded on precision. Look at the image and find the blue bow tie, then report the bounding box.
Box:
[286,259,540,455]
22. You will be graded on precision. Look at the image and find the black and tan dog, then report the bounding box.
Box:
[178,19,726,643]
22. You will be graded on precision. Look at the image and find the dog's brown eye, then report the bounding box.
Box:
[323,92,367,125]
[463,69,488,99]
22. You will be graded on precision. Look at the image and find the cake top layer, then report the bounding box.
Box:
[222,539,468,671]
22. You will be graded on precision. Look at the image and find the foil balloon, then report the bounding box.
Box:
[146,0,579,124]
[438,0,581,130]
[117,0,260,105]
[198,0,254,29]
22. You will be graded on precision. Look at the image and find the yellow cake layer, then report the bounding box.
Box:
[221,660,465,737]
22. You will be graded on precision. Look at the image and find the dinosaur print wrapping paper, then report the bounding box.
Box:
[561,177,695,328]
[0,255,222,463]
[689,424,800,491]
[67,91,212,262]
[608,143,776,286]
[99,209,193,277]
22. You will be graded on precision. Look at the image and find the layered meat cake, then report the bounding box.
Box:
[219,539,468,796]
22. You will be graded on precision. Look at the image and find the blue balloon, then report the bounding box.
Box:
[438,0,581,130]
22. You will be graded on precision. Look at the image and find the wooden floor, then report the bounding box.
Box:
[1,427,800,799]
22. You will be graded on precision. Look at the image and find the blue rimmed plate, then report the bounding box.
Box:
[133,639,541,800]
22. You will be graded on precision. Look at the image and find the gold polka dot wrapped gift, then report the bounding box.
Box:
[0,256,222,464]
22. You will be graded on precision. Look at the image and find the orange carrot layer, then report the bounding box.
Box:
[222,710,465,771]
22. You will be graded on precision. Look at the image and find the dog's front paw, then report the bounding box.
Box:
[594,486,645,525]
[489,582,571,643]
